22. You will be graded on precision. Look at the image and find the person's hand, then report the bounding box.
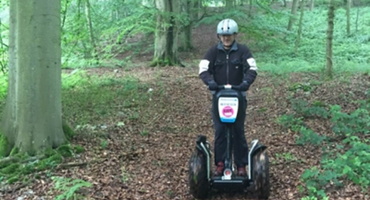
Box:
[238,81,250,91]
[207,80,218,90]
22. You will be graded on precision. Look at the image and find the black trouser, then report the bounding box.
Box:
[212,96,249,167]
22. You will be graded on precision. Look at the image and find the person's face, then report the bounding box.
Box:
[219,34,236,49]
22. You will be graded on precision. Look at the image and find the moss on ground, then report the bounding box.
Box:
[0,143,83,184]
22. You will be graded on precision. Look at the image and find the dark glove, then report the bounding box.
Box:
[207,80,218,90]
[238,81,250,91]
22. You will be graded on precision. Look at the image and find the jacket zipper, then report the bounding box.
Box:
[226,53,229,84]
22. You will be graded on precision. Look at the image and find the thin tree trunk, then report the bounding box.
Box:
[85,0,98,61]
[225,0,235,9]
[1,0,65,155]
[355,7,359,32]
[287,0,299,31]
[326,0,335,78]
[179,0,195,51]
[295,0,305,52]
[249,0,253,16]
[346,0,351,36]
[309,0,314,11]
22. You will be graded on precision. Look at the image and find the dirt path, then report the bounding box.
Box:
[2,67,369,200]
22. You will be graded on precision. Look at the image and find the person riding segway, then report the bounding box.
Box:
[188,19,269,199]
[199,18,257,177]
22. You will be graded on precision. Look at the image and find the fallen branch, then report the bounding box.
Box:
[0,157,19,167]
[57,162,88,169]
[0,155,45,167]
[0,182,29,193]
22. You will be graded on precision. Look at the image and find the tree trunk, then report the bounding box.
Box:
[355,6,359,32]
[152,0,182,67]
[249,0,254,16]
[179,0,198,51]
[346,0,351,36]
[309,0,314,11]
[326,0,335,78]
[85,0,98,61]
[287,0,299,31]
[225,0,235,9]
[1,0,65,155]
[295,0,306,52]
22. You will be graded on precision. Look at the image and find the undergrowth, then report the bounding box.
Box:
[277,90,369,199]
[62,70,151,127]
[52,176,92,200]
[0,144,85,184]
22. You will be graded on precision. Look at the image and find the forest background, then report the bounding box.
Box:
[0,0,369,199]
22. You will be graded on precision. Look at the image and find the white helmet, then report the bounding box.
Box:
[217,19,238,35]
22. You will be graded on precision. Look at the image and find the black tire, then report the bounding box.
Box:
[188,149,210,199]
[253,150,270,200]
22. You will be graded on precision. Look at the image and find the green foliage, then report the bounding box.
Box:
[57,144,75,158]
[0,12,9,74]
[275,152,298,162]
[62,70,149,126]
[276,114,304,132]
[62,70,89,89]
[0,133,8,157]
[301,196,329,200]
[140,129,149,137]
[63,120,76,140]
[302,139,370,198]
[293,99,370,197]
[289,83,313,92]
[291,99,329,119]
[257,7,370,74]
[0,74,7,100]
[296,127,326,145]
[37,154,63,171]
[330,104,370,136]
[52,176,92,200]
[100,139,109,149]
[61,0,156,68]
[0,163,20,174]
[301,167,334,199]
[0,145,84,184]
[329,137,370,188]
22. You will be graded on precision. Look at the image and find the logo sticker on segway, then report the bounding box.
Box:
[218,97,239,123]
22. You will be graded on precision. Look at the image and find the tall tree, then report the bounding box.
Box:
[326,0,335,78]
[287,0,299,31]
[1,0,65,155]
[225,0,236,9]
[85,0,96,56]
[179,0,203,51]
[179,0,195,51]
[152,0,182,66]
[295,0,306,51]
[346,0,351,36]
[309,0,314,11]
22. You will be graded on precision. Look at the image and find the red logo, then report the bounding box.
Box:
[222,106,234,117]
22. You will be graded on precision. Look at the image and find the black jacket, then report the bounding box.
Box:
[199,41,257,86]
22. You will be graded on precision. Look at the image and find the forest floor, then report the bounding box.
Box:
[1,25,369,200]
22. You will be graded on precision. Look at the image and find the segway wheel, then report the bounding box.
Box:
[253,150,270,200]
[188,149,210,199]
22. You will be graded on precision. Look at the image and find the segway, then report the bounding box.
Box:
[188,85,270,199]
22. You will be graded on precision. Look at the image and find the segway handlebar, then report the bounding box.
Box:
[210,84,243,95]
[216,84,241,90]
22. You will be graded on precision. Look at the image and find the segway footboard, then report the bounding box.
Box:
[211,177,250,192]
